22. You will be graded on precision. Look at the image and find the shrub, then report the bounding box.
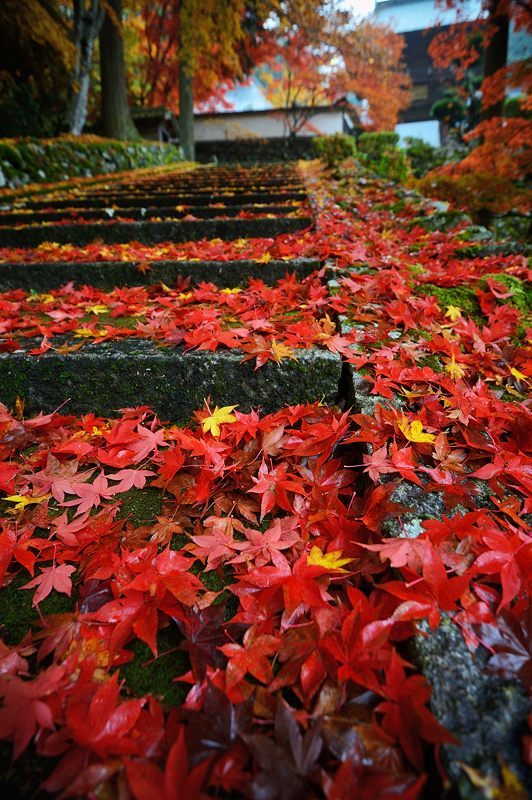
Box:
[357,131,409,182]
[418,170,529,217]
[503,95,531,120]
[404,137,445,178]
[312,133,356,167]
[358,131,399,161]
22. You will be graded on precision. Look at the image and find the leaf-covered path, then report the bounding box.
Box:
[0,160,530,799]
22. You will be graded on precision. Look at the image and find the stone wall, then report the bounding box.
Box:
[195,137,315,163]
[0,136,180,189]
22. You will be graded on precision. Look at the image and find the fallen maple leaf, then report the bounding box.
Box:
[21,563,76,606]
[397,417,436,444]
[202,405,237,438]
[307,546,352,572]
[4,493,50,514]
[107,467,155,494]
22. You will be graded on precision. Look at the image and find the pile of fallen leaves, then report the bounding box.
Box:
[0,396,529,799]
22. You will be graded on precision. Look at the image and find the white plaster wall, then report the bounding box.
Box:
[396,119,441,146]
[194,110,344,141]
[373,0,481,32]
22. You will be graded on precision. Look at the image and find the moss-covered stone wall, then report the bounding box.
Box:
[0,135,181,188]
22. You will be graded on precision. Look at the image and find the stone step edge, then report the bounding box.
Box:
[0,258,321,291]
[0,204,305,225]
[0,216,313,248]
[16,192,308,210]
[337,357,531,798]
[0,343,343,423]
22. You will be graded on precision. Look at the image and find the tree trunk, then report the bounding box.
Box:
[68,69,92,135]
[67,0,103,134]
[178,61,195,160]
[482,0,509,120]
[99,0,139,140]
[178,2,195,162]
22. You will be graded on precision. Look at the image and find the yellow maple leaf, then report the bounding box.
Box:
[270,340,297,363]
[27,293,55,304]
[202,405,237,438]
[4,493,50,513]
[458,761,528,800]
[397,417,436,444]
[74,327,96,338]
[307,546,352,572]
[14,396,25,420]
[318,314,336,338]
[494,764,529,800]
[510,366,529,384]
[86,304,109,315]
[445,305,462,322]
[221,287,243,295]
[257,252,272,263]
[445,355,466,380]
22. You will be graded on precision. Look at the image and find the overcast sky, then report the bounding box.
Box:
[343,0,377,18]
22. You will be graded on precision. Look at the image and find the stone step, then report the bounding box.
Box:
[0,203,303,225]
[34,186,305,205]
[412,616,530,799]
[0,341,343,422]
[0,257,319,291]
[66,178,304,193]
[15,191,308,210]
[0,215,313,248]
[0,166,302,204]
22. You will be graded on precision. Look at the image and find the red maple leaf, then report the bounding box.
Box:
[21,563,76,606]
[127,727,211,800]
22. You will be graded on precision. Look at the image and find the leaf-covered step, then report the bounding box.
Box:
[17,191,308,210]
[0,203,304,225]
[0,341,343,421]
[66,178,305,195]
[0,257,319,290]
[0,215,313,248]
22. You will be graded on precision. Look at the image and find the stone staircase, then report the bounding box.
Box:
[0,161,528,799]
[0,163,343,420]
[0,164,311,247]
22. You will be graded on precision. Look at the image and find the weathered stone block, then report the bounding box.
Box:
[0,216,313,248]
[0,341,343,422]
[0,258,320,291]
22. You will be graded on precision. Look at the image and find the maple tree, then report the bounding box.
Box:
[133,0,264,158]
[259,16,411,134]
[423,0,532,213]
[130,1,410,157]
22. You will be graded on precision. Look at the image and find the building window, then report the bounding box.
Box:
[412,84,429,103]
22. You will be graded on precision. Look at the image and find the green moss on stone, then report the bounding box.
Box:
[417,283,482,320]
[480,273,531,316]
[120,626,189,707]
[80,313,142,329]
[0,137,181,189]
[418,354,444,373]
[0,572,76,645]
[408,263,427,277]
[117,486,163,525]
